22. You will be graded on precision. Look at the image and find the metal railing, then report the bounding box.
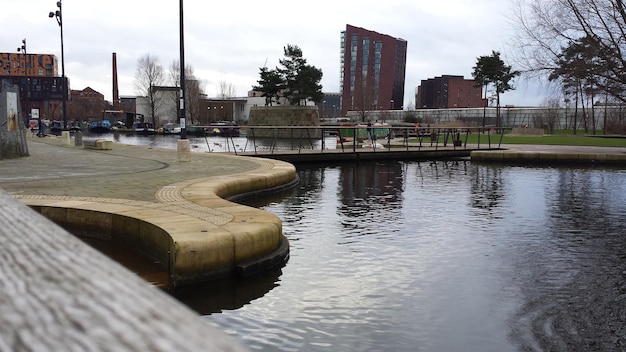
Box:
[204,125,505,155]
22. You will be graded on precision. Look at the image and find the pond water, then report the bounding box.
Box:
[79,135,626,351]
[174,160,626,352]
[88,132,338,153]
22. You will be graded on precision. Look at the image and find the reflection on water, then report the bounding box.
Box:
[79,237,169,288]
[90,132,337,153]
[79,238,283,315]
[507,168,626,351]
[185,161,626,352]
[173,268,283,315]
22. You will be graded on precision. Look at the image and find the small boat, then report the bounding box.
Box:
[161,122,181,135]
[185,125,205,136]
[68,121,82,131]
[133,122,156,135]
[89,119,112,134]
[207,121,241,137]
[49,120,63,135]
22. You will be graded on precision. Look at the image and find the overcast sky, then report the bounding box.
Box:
[2,0,547,108]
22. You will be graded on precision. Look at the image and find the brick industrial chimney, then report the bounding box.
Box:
[112,52,119,109]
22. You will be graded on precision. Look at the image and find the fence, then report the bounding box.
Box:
[211,125,505,156]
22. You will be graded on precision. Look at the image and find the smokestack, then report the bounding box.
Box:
[112,52,119,109]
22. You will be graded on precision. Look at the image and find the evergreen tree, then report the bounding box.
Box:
[254,44,323,106]
[295,64,323,104]
[472,51,519,126]
[253,66,284,106]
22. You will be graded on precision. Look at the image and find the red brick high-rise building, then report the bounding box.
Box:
[416,75,486,109]
[340,25,407,116]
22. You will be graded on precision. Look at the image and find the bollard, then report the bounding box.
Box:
[61,131,71,146]
[74,130,83,146]
[177,139,191,162]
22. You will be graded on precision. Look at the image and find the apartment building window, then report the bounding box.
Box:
[349,34,358,95]
[362,38,370,78]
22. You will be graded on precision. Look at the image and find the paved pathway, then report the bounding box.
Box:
[0,136,261,201]
[471,143,626,165]
[3,138,624,197]
[1,135,297,286]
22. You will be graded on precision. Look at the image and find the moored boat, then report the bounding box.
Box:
[207,121,241,137]
[89,119,112,134]
[49,120,63,135]
[160,122,181,135]
[133,122,156,135]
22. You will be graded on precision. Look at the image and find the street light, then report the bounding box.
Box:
[17,39,29,123]
[179,0,187,139]
[49,1,67,131]
[17,39,26,74]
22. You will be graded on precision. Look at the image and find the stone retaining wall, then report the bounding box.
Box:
[249,106,321,138]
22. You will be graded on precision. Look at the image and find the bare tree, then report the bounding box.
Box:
[217,80,237,100]
[135,54,164,128]
[186,78,203,125]
[167,61,181,121]
[538,96,562,133]
[511,0,626,102]
[167,60,204,125]
[353,75,378,123]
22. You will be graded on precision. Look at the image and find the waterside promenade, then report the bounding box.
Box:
[0,136,297,286]
[235,140,626,165]
[471,143,626,165]
[2,137,625,285]
[1,134,625,351]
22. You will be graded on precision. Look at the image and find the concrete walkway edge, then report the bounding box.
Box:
[471,144,626,165]
[8,137,297,287]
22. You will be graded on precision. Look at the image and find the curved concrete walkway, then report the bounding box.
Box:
[0,135,297,286]
[471,144,626,164]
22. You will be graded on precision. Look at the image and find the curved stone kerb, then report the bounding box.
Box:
[174,156,297,276]
[188,164,296,200]
[15,156,298,286]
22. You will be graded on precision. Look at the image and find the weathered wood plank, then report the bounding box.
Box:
[0,189,246,351]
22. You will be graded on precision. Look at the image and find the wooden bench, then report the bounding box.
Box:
[83,138,112,150]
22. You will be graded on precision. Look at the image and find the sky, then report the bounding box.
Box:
[2,0,548,108]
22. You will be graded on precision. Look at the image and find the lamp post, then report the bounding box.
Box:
[178,0,187,139]
[17,38,29,123]
[49,1,67,131]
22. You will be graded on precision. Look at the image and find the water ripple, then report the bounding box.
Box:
[198,162,626,351]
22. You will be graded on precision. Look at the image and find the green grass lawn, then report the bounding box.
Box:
[473,133,626,147]
[411,131,626,147]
